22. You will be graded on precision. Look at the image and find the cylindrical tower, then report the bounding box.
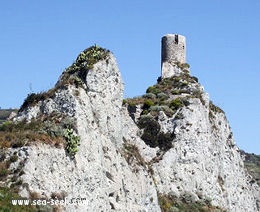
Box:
[161,34,186,78]
[161,34,186,65]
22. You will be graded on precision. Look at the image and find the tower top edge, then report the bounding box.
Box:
[162,34,186,39]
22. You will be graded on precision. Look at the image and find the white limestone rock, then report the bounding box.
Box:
[161,62,183,78]
[13,52,160,211]
[8,48,259,212]
[153,92,259,212]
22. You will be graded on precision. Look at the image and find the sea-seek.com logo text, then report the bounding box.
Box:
[11,197,88,206]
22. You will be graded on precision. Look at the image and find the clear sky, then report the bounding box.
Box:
[0,1,259,154]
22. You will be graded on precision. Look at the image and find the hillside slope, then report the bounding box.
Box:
[0,46,259,211]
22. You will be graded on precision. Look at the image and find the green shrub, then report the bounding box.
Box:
[191,89,201,96]
[64,128,80,157]
[158,193,225,212]
[9,155,18,163]
[171,90,180,95]
[149,105,162,112]
[169,98,184,110]
[143,99,155,110]
[137,115,173,151]
[146,86,162,95]
[148,105,174,117]
[170,97,190,109]
[176,62,190,70]
[138,115,160,148]
[143,93,156,99]
[157,132,174,151]
[157,92,168,101]
[160,106,174,117]
[160,77,174,86]
[209,101,224,114]
[75,45,110,70]
[172,79,189,89]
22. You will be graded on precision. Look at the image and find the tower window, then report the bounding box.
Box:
[175,35,178,44]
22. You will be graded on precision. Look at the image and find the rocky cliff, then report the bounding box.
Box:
[0,45,259,211]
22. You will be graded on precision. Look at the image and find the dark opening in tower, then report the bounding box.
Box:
[175,35,178,44]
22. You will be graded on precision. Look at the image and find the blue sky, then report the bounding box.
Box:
[0,1,259,154]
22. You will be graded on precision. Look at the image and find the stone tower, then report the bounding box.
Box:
[161,34,186,78]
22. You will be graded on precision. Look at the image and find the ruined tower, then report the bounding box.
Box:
[161,34,186,78]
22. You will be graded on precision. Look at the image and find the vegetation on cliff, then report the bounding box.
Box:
[19,45,110,112]
[123,72,203,118]
[123,72,204,151]
[240,150,260,186]
[158,193,226,212]
[0,109,17,125]
[0,44,258,211]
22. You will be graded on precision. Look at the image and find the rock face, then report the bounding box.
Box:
[154,97,259,211]
[9,46,259,211]
[14,48,160,211]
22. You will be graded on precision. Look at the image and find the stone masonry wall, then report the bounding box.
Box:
[161,34,186,78]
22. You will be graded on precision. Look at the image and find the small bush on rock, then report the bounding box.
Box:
[157,92,169,101]
[64,128,80,157]
[138,115,160,148]
[138,115,174,151]
[169,98,184,110]
[158,132,174,151]
[209,101,224,114]
[160,106,174,117]
[158,193,226,212]
[9,154,18,163]
[75,45,110,70]
[143,99,155,110]
[143,93,156,99]
[146,86,162,95]
[175,62,190,70]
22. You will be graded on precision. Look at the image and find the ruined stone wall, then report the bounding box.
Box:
[161,34,186,64]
